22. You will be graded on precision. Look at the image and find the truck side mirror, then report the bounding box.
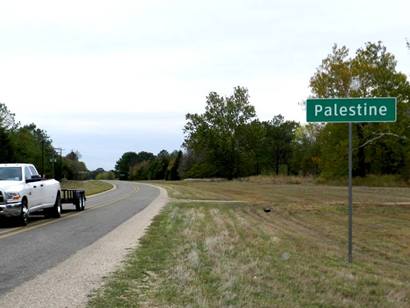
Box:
[26,175,42,183]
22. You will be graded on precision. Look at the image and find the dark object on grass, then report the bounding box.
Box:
[263,207,272,213]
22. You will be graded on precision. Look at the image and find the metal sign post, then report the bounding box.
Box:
[306,97,397,263]
[348,122,353,263]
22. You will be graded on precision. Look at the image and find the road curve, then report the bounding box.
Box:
[0,181,160,297]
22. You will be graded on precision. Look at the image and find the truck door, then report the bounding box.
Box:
[29,166,47,207]
[24,166,40,208]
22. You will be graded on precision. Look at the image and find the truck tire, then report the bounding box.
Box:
[52,193,62,218]
[19,198,30,226]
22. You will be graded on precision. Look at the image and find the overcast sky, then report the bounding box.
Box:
[0,0,409,170]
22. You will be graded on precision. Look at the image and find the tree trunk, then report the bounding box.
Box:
[275,155,280,175]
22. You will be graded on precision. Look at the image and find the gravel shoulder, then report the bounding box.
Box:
[0,183,168,308]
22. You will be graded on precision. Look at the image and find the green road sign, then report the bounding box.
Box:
[306,98,397,123]
[306,96,397,263]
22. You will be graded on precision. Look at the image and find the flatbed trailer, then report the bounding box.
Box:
[61,189,86,211]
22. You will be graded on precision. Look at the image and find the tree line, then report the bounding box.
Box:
[116,41,410,181]
[0,105,91,180]
[115,150,182,180]
[2,41,407,182]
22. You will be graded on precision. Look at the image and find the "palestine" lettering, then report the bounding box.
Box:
[314,103,387,117]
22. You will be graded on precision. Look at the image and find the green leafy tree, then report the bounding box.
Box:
[310,42,410,178]
[117,151,156,180]
[263,115,299,175]
[0,103,18,130]
[66,150,81,161]
[9,124,56,177]
[177,149,198,179]
[144,150,169,180]
[90,168,105,179]
[166,150,183,180]
[184,86,256,179]
[136,151,155,162]
[0,103,17,163]
[130,160,151,180]
[236,120,266,175]
[0,126,14,163]
[156,150,170,179]
[96,171,116,180]
[115,152,139,180]
[0,103,92,179]
[290,124,321,176]
[63,150,89,180]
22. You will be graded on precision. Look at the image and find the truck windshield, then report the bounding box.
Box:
[0,167,23,181]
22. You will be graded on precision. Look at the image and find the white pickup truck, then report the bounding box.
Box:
[0,163,86,225]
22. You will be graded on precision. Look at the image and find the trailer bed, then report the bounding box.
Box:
[61,189,86,211]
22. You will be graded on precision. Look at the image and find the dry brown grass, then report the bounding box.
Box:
[242,174,314,185]
[89,180,410,307]
[161,179,410,205]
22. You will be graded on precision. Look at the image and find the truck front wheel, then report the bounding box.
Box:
[19,198,30,226]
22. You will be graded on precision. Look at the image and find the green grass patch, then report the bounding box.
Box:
[60,180,113,196]
[88,181,410,307]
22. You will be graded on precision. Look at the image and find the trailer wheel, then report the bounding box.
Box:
[75,200,80,211]
[80,196,85,211]
[52,193,62,218]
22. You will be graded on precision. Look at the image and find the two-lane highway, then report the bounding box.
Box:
[0,181,160,296]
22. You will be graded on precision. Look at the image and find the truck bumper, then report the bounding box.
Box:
[0,202,22,218]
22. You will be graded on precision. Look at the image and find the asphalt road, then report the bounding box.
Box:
[0,181,160,296]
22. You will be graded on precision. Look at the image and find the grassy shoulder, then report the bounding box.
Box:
[317,174,410,187]
[88,180,410,307]
[242,174,410,187]
[60,180,113,196]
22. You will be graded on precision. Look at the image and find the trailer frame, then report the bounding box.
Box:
[61,189,86,211]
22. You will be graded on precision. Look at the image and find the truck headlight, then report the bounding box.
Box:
[5,192,21,202]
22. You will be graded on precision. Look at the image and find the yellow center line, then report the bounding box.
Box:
[0,184,141,241]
